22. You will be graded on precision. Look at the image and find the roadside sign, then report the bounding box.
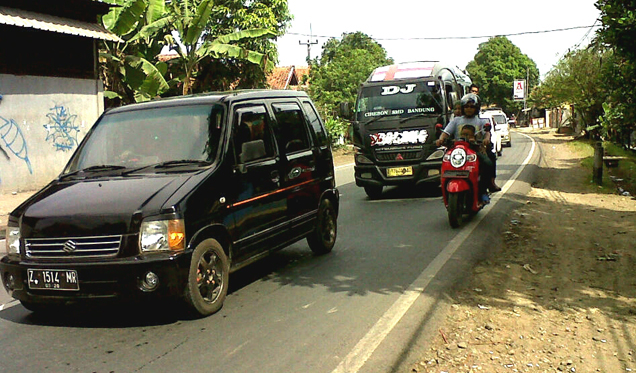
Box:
[513,79,525,101]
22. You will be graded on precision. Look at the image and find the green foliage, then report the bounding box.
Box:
[308,32,393,120]
[100,0,172,105]
[595,0,636,146]
[323,115,349,146]
[100,0,290,103]
[531,47,607,136]
[466,36,539,116]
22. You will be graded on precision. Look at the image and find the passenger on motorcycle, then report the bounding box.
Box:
[435,93,494,205]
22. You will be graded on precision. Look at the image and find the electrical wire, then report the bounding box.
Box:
[286,24,602,41]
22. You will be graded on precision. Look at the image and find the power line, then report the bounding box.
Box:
[286,24,601,41]
[572,19,599,50]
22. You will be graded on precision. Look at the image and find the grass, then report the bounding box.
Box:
[569,138,636,195]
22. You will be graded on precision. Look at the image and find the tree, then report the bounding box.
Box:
[308,32,393,120]
[149,0,275,95]
[595,0,636,146]
[466,36,539,116]
[100,0,173,104]
[100,0,284,102]
[195,0,291,91]
[530,46,608,135]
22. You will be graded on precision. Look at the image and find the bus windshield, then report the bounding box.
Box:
[356,81,444,122]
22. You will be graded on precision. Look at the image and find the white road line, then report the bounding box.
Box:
[0,300,19,311]
[332,133,536,373]
[335,162,355,170]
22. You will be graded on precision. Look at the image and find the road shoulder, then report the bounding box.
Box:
[411,129,636,372]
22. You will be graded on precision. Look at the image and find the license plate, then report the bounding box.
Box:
[387,166,413,177]
[27,269,79,291]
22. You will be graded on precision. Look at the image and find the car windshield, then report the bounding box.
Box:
[493,114,507,125]
[65,104,224,173]
[356,81,444,122]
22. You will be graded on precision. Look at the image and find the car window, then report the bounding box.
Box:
[233,105,276,163]
[67,104,222,171]
[272,102,311,154]
[302,101,329,148]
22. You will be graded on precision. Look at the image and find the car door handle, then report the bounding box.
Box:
[271,170,280,183]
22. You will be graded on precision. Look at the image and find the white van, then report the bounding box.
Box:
[479,111,503,157]
[482,108,511,147]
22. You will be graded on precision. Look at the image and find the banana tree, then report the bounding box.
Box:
[144,0,274,95]
[100,0,173,103]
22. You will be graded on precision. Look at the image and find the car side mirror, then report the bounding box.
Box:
[339,102,351,119]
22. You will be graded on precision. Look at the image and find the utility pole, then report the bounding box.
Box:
[299,24,318,64]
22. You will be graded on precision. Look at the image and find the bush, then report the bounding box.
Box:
[323,115,350,147]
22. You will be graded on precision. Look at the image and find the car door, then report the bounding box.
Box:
[227,104,287,259]
[270,100,320,231]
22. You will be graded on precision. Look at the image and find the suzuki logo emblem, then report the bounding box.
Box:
[396,153,404,161]
[62,240,77,253]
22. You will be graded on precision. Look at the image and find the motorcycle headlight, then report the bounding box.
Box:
[450,148,467,168]
[5,227,20,257]
[140,219,185,253]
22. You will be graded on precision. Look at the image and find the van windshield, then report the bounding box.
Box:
[356,81,444,122]
[66,104,224,172]
[492,114,507,124]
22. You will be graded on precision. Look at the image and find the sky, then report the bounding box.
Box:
[276,0,602,79]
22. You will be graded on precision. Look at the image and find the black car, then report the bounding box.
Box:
[1,90,339,317]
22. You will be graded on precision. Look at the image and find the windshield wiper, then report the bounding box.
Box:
[363,116,388,126]
[59,165,127,180]
[399,113,437,123]
[153,160,212,169]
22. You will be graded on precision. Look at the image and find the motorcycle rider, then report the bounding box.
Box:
[436,93,493,205]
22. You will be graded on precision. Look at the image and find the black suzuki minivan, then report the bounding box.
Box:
[1,90,339,317]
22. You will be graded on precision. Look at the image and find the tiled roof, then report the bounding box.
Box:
[0,6,122,42]
[267,66,310,90]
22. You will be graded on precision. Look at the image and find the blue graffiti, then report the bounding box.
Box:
[0,116,33,174]
[44,105,79,151]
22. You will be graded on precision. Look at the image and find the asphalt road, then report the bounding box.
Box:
[0,131,538,373]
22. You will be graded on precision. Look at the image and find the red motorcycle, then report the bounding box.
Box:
[440,138,486,228]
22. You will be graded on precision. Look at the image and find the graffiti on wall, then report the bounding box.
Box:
[0,116,33,174]
[44,104,79,151]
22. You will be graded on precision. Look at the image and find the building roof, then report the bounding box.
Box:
[267,66,310,90]
[0,6,122,42]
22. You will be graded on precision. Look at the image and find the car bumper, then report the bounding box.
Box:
[0,253,191,305]
[354,161,442,188]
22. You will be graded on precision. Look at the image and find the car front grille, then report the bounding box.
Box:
[25,235,122,259]
[374,150,422,162]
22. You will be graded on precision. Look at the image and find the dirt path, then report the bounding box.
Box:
[412,130,636,372]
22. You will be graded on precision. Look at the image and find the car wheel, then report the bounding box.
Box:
[184,239,229,317]
[307,199,337,255]
[364,185,383,199]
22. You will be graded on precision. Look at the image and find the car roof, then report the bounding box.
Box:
[105,90,310,115]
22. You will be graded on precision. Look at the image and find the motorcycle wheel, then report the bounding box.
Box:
[448,192,464,228]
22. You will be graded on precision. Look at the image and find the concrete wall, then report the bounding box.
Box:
[0,74,104,194]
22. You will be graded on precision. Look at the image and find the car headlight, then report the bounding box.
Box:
[5,227,20,257]
[449,148,467,168]
[140,219,185,253]
[426,148,446,161]
[355,153,373,164]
